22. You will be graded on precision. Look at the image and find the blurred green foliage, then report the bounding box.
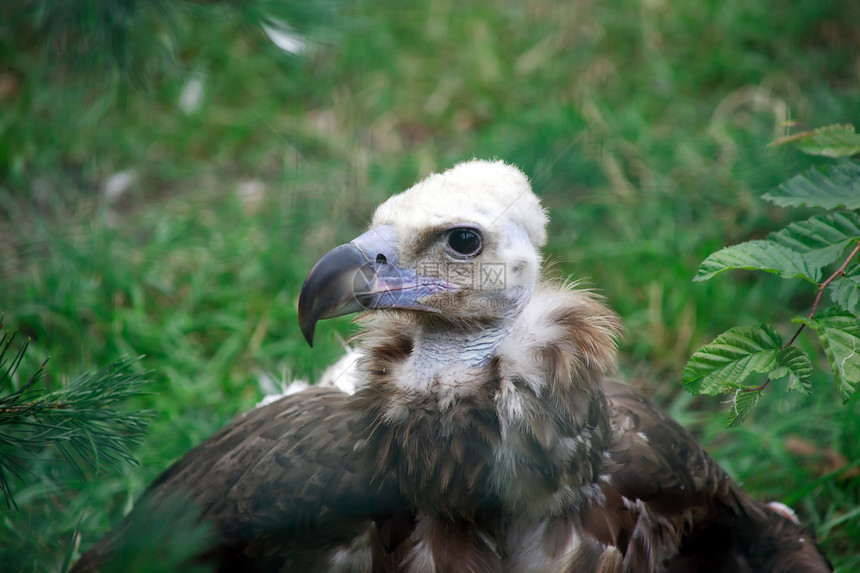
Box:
[1,0,859,570]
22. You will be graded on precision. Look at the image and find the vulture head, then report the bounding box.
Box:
[299,160,547,339]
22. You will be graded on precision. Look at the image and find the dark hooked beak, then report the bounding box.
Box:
[297,225,456,346]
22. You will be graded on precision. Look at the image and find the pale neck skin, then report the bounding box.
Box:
[401,286,533,392]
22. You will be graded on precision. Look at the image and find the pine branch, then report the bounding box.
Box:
[0,330,153,510]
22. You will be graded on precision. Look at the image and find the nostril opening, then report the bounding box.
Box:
[376,253,387,264]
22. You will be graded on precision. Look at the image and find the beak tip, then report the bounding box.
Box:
[297,242,372,349]
[301,324,315,348]
[297,298,317,348]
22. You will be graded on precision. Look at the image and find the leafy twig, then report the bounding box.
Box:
[684,123,860,424]
[743,241,860,394]
[785,241,860,348]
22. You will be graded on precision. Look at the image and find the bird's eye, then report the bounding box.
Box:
[446,228,482,257]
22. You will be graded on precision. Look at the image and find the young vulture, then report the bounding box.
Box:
[73,160,830,573]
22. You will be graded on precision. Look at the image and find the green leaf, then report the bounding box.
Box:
[774,346,813,394]
[725,387,762,428]
[695,240,821,283]
[797,125,860,158]
[764,160,860,209]
[773,124,860,158]
[683,325,783,395]
[769,212,860,271]
[830,264,860,315]
[797,315,860,402]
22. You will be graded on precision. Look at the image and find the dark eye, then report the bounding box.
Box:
[447,228,482,257]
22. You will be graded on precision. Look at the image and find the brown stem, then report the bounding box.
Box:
[745,378,771,393]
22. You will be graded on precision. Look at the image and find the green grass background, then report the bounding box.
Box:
[1,0,859,570]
